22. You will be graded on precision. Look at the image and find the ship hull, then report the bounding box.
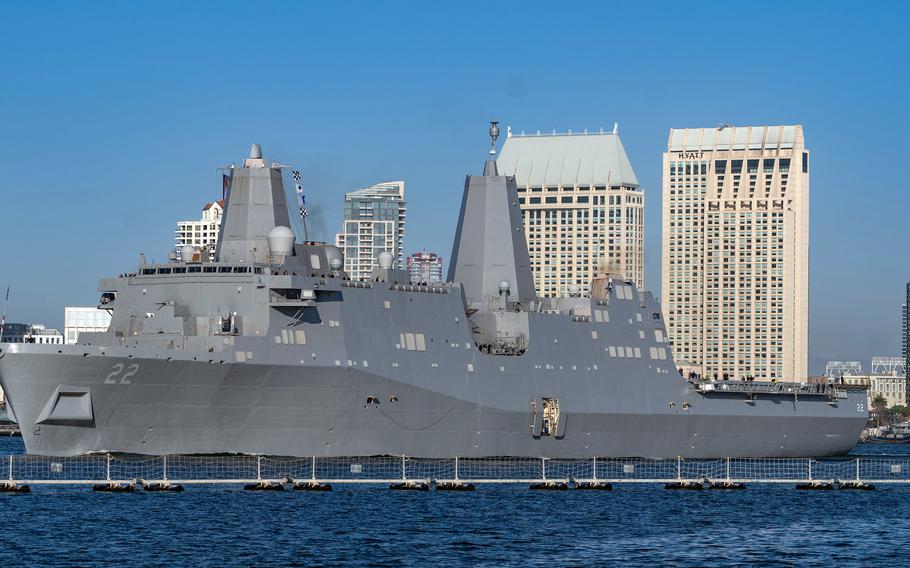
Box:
[0,347,866,458]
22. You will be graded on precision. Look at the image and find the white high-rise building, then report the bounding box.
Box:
[175,200,224,261]
[497,127,644,297]
[64,307,112,344]
[662,125,809,382]
[407,251,443,284]
[335,181,406,280]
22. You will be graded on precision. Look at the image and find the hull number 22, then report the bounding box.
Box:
[104,363,140,385]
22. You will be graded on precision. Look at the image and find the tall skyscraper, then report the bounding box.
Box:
[335,181,406,280]
[662,125,809,382]
[903,283,909,402]
[175,200,224,261]
[407,251,443,283]
[497,127,643,297]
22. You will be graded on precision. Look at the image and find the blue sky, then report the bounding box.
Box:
[0,1,907,373]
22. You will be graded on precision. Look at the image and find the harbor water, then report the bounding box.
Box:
[2,437,908,567]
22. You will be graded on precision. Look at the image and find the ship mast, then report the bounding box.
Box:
[0,287,9,341]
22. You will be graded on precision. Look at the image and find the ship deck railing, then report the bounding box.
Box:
[0,454,906,488]
[686,379,859,400]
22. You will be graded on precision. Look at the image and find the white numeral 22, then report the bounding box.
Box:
[104,363,140,385]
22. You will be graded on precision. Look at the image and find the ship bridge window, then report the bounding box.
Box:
[254,267,263,274]
[142,269,156,275]
[157,268,172,274]
[188,266,202,273]
[173,267,187,274]
[233,267,249,273]
[218,266,232,273]
[203,267,217,273]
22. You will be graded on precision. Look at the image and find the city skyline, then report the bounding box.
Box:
[1,2,907,374]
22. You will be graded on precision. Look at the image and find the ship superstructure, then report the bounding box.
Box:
[0,127,867,457]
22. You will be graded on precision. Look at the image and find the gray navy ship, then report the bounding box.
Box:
[0,126,867,458]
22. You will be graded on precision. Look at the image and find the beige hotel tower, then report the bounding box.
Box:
[661,125,808,382]
[498,126,644,297]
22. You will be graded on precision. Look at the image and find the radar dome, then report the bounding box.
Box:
[377,251,394,270]
[267,226,295,257]
[180,245,196,261]
[324,245,344,271]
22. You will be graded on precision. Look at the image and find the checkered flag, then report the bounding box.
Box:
[292,170,301,182]
[300,207,308,218]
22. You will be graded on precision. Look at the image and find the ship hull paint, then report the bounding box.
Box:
[0,350,865,458]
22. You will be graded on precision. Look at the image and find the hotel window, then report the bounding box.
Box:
[731,160,743,174]
[802,153,809,173]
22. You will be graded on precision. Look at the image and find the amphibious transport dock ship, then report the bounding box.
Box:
[0,128,867,458]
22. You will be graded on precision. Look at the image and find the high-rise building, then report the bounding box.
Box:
[903,283,909,402]
[497,127,643,297]
[407,251,443,283]
[64,307,112,344]
[662,125,809,382]
[335,181,406,280]
[175,200,224,261]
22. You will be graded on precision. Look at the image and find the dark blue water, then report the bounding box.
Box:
[2,437,909,567]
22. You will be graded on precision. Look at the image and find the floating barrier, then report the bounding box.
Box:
[2,454,910,491]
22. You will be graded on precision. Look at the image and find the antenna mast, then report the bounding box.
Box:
[489,120,500,158]
[0,287,9,341]
[291,170,310,242]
